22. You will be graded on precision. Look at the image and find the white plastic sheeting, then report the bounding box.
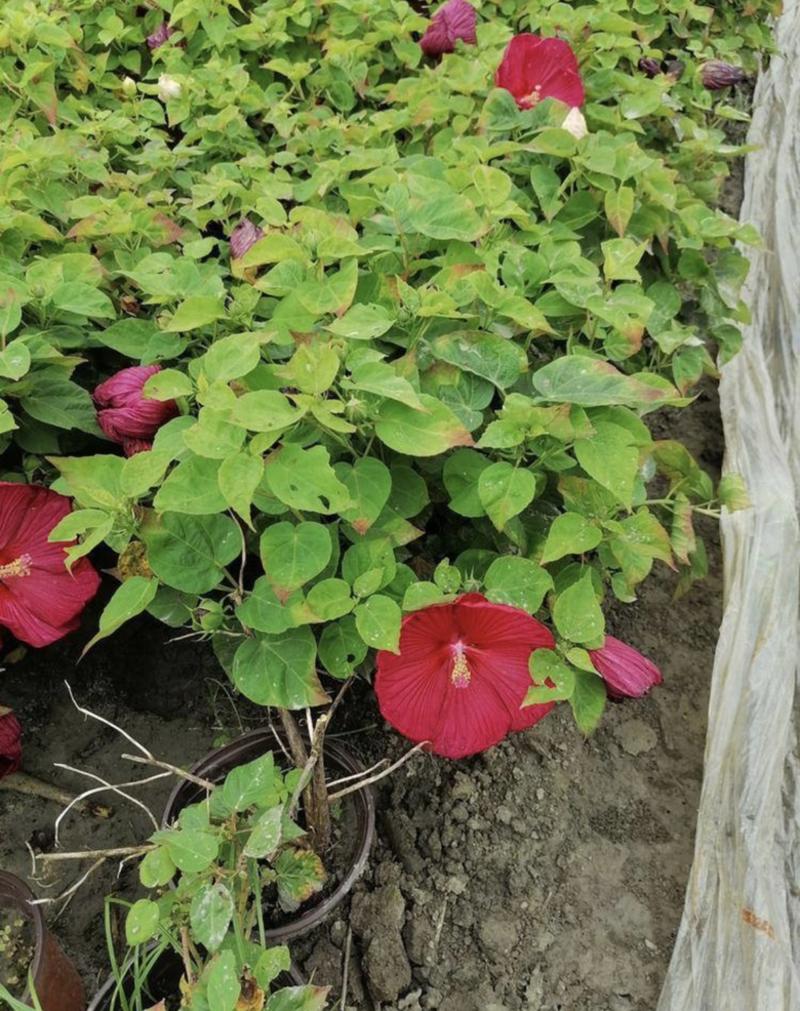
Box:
[657,4,800,1008]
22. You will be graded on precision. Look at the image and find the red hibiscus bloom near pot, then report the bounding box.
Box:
[93,365,179,456]
[375,593,555,759]
[0,484,100,647]
[495,34,585,110]
[0,707,22,779]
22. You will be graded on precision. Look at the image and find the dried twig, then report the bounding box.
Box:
[52,764,167,844]
[340,925,352,1011]
[0,770,111,818]
[121,753,215,792]
[180,927,195,986]
[31,857,106,910]
[37,845,156,863]
[327,757,389,790]
[328,741,429,802]
[65,681,153,758]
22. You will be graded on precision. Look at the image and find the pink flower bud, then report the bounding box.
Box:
[420,0,477,57]
[123,439,153,457]
[229,218,264,260]
[0,707,22,779]
[588,636,663,700]
[638,57,662,78]
[700,60,746,90]
[94,366,178,445]
[147,23,175,51]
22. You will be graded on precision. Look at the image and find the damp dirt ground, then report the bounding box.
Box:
[0,382,725,1011]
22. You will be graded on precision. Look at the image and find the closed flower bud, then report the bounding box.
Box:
[700,60,746,90]
[588,636,663,700]
[121,76,137,97]
[157,74,181,102]
[420,0,477,57]
[638,57,663,78]
[93,366,179,445]
[562,106,588,140]
[230,218,264,260]
[0,707,22,779]
[147,22,175,51]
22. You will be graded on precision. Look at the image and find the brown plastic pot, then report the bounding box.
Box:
[162,727,376,943]
[87,948,304,1010]
[0,871,85,1011]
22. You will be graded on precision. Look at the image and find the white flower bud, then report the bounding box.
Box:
[562,106,588,140]
[121,76,137,98]
[157,74,181,102]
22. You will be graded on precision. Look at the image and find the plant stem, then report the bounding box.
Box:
[120,753,216,791]
[0,770,112,818]
[328,740,429,802]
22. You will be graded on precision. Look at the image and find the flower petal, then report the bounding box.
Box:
[588,635,662,698]
[495,34,585,109]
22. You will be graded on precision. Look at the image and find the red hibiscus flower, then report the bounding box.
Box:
[495,34,585,110]
[588,636,662,699]
[0,484,100,647]
[0,707,22,779]
[94,366,178,452]
[230,219,265,260]
[420,0,477,57]
[375,593,555,759]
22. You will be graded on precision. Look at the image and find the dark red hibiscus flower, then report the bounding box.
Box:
[0,707,22,779]
[495,34,585,110]
[420,0,477,57]
[588,636,662,699]
[0,484,101,647]
[375,593,555,759]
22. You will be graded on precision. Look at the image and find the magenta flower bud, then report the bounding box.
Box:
[229,218,264,260]
[0,707,22,780]
[147,22,175,51]
[420,0,477,57]
[701,60,746,90]
[94,366,179,445]
[588,636,663,700]
[638,57,662,78]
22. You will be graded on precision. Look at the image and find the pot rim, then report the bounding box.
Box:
[161,725,376,943]
[0,870,47,1004]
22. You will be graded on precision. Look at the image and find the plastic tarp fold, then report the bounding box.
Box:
[657,3,800,1007]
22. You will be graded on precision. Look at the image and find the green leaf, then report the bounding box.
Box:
[540,512,603,563]
[51,282,115,318]
[266,986,329,1011]
[354,594,401,652]
[164,296,225,331]
[275,848,326,913]
[318,616,367,678]
[0,342,31,381]
[348,361,426,410]
[376,395,473,457]
[83,577,158,654]
[533,357,676,408]
[161,827,219,873]
[23,375,99,434]
[552,570,605,645]
[200,332,263,382]
[574,422,639,509]
[125,899,159,947]
[218,451,263,526]
[190,883,234,953]
[302,579,354,621]
[525,649,576,704]
[718,473,750,512]
[207,950,240,1011]
[338,458,392,534]
[254,948,292,992]
[232,629,329,708]
[142,512,240,594]
[48,455,126,510]
[430,332,525,389]
[243,806,284,858]
[231,391,302,432]
[236,578,298,634]
[265,444,351,514]
[143,368,193,400]
[260,521,332,599]
[570,669,607,734]
[602,239,645,282]
[139,847,175,888]
[154,456,228,514]
[604,187,635,237]
[484,557,552,612]
[443,449,489,517]
[478,463,537,531]
[407,180,483,242]
[327,303,394,340]
[221,753,280,811]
